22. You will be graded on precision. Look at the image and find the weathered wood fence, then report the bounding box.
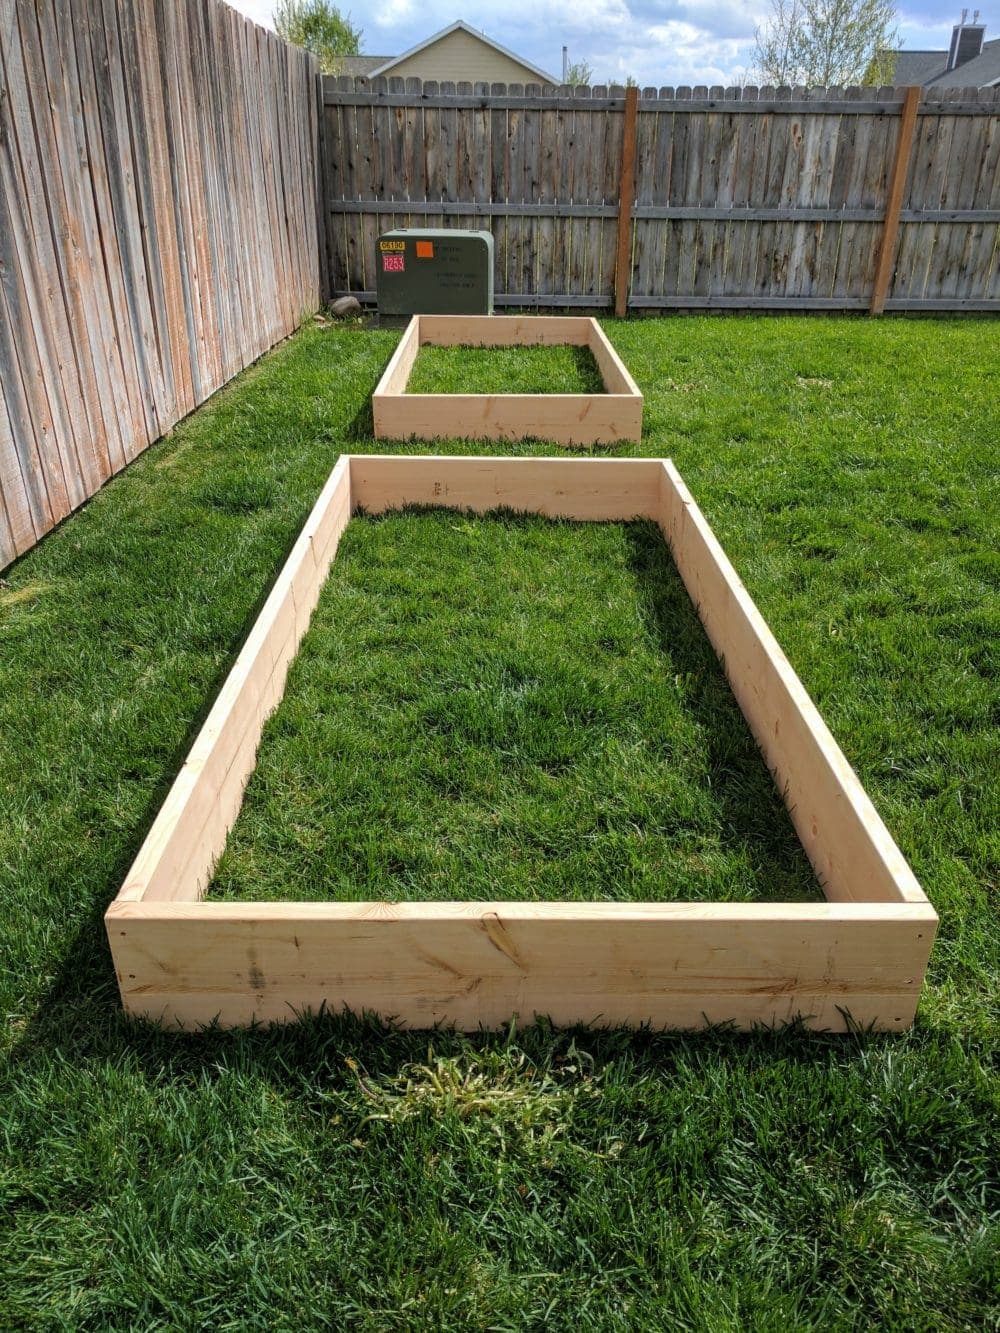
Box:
[320,77,1000,315]
[0,0,322,569]
[4,23,1000,573]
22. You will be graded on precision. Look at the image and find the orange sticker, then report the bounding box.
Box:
[415,240,434,259]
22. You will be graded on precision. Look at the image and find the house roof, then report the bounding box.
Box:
[367,20,557,84]
[888,35,1000,86]
[891,50,951,83]
[338,55,392,76]
[928,36,1000,85]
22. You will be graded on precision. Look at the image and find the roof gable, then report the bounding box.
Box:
[368,20,556,83]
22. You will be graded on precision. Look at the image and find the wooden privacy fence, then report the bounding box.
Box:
[0,0,322,569]
[320,77,1000,315]
[4,28,1000,575]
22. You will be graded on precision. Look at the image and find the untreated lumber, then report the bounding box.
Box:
[106,455,937,1033]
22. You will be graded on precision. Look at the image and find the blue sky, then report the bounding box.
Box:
[228,2,980,85]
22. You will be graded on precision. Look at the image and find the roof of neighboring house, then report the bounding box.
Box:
[891,50,954,83]
[367,20,556,84]
[337,55,392,76]
[928,36,1000,84]
[888,35,1000,86]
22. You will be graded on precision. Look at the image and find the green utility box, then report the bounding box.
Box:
[376,229,494,317]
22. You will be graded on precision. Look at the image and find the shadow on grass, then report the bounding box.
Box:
[9,906,888,1092]
[623,520,819,899]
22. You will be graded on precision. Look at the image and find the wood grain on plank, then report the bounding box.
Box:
[108,898,936,1032]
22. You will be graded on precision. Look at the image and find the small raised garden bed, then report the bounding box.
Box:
[372,316,643,446]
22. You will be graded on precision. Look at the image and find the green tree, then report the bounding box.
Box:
[753,0,898,86]
[564,59,593,86]
[273,0,362,74]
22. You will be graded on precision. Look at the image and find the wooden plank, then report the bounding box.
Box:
[674,90,700,296]
[629,94,660,301]
[0,386,35,563]
[505,85,526,298]
[554,86,576,300]
[489,82,508,296]
[692,87,723,298]
[96,0,171,433]
[928,88,984,301]
[811,88,847,299]
[0,26,60,542]
[171,0,223,399]
[726,88,761,296]
[470,82,492,274]
[658,461,930,907]
[710,95,739,297]
[417,314,594,345]
[108,898,935,1032]
[374,393,642,447]
[0,5,85,514]
[16,0,106,499]
[451,79,474,234]
[520,84,541,297]
[322,84,349,293]
[587,320,641,395]
[565,85,591,300]
[871,86,921,314]
[613,86,638,316]
[374,316,420,394]
[219,5,262,362]
[344,290,998,312]
[121,456,352,904]
[155,0,208,402]
[321,86,984,115]
[656,90,682,300]
[30,0,118,485]
[831,86,872,300]
[329,198,1000,223]
[350,454,660,518]
[537,90,557,298]
[960,88,1000,301]
[418,80,442,233]
[585,86,610,301]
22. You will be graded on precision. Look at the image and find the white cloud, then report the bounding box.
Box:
[227,0,274,31]
[227,0,953,85]
[371,0,417,29]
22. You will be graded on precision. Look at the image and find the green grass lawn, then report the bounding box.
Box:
[211,512,819,905]
[1,315,997,1327]
[406,342,605,394]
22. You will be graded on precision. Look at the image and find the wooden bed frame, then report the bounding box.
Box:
[106,455,936,1032]
[372,316,644,446]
